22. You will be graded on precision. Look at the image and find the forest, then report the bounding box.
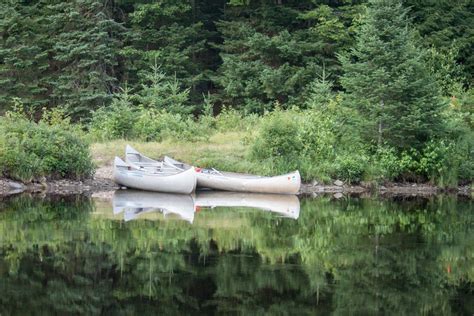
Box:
[0,0,472,185]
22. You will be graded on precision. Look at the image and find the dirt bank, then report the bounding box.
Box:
[0,166,472,197]
[0,165,118,196]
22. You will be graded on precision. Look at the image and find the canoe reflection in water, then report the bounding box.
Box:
[112,190,300,222]
[113,190,195,223]
[196,191,300,219]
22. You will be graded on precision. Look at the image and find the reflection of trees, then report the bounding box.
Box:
[0,195,472,314]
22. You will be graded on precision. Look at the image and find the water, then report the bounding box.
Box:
[0,192,472,315]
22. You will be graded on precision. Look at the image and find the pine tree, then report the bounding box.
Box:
[46,0,125,117]
[215,0,361,112]
[0,0,125,117]
[406,0,474,88]
[0,1,50,112]
[339,0,445,151]
[122,0,210,106]
[138,63,191,114]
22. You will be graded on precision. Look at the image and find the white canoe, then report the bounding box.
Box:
[113,157,197,194]
[125,145,164,168]
[195,191,300,219]
[113,190,195,223]
[123,145,301,194]
[164,156,301,195]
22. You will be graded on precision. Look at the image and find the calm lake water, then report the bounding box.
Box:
[0,191,472,315]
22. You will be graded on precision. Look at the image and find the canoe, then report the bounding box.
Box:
[123,145,301,194]
[125,145,164,168]
[164,156,301,195]
[113,157,197,194]
[195,191,300,219]
[113,190,195,223]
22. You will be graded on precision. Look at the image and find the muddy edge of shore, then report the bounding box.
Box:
[0,165,472,198]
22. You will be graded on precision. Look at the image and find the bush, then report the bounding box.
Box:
[89,98,138,141]
[0,116,94,182]
[215,108,259,132]
[250,111,303,165]
[134,109,188,141]
[332,153,368,183]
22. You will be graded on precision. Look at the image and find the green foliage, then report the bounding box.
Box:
[304,70,335,109]
[340,0,446,151]
[249,104,366,181]
[89,93,214,143]
[251,111,303,166]
[89,91,138,141]
[0,0,125,117]
[214,1,359,112]
[405,0,474,87]
[138,63,192,114]
[332,153,368,183]
[215,107,258,132]
[0,113,94,182]
[124,0,210,104]
[0,0,472,185]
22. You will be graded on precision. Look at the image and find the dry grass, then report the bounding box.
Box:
[91,131,251,171]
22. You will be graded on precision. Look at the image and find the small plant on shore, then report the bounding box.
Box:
[250,110,304,172]
[0,112,94,183]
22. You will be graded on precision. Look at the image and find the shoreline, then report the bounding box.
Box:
[0,166,472,198]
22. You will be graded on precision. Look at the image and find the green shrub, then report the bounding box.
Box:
[134,108,189,141]
[215,108,259,133]
[332,153,368,183]
[89,94,138,141]
[250,111,303,164]
[0,116,94,182]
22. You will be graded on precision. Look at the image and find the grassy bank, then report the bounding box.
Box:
[91,132,259,174]
[90,105,473,186]
[0,105,471,187]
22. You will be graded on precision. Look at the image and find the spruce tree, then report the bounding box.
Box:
[339,0,445,151]
[0,1,50,112]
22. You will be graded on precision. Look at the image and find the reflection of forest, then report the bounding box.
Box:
[0,195,472,314]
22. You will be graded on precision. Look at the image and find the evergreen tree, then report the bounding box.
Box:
[215,1,360,113]
[138,63,191,114]
[0,0,125,117]
[0,1,50,112]
[46,0,125,116]
[339,0,445,150]
[405,0,474,88]
[121,0,211,108]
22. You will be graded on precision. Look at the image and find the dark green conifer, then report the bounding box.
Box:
[339,0,445,150]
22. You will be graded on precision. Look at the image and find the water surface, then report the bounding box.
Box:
[0,192,472,314]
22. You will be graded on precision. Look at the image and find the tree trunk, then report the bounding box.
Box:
[378,100,384,147]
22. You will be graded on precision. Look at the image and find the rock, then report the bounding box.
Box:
[333,192,343,199]
[334,180,344,186]
[312,180,319,186]
[380,186,387,190]
[7,181,25,191]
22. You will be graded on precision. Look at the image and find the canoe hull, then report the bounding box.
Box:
[196,171,301,195]
[114,157,197,194]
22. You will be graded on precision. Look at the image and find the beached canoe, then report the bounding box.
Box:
[113,157,197,194]
[123,145,301,194]
[125,145,164,168]
[164,156,301,195]
[195,191,300,219]
[113,190,195,223]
